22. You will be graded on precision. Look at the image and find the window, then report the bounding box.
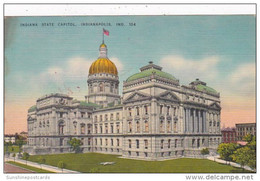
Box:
[160,120,164,132]
[144,106,148,115]
[88,138,91,145]
[95,139,97,145]
[173,107,177,116]
[100,138,102,145]
[167,106,170,115]
[81,112,85,118]
[74,112,77,117]
[168,139,171,148]
[110,124,114,133]
[116,113,120,120]
[144,152,148,157]
[144,121,149,132]
[129,108,132,116]
[59,112,63,118]
[58,121,65,135]
[117,139,120,146]
[100,124,103,133]
[161,140,164,149]
[197,139,200,148]
[110,84,113,92]
[192,139,195,147]
[105,114,108,121]
[160,105,163,114]
[100,115,103,122]
[81,138,84,145]
[95,124,98,133]
[110,114,114,120]
[105,139,108,146]
[209,121,212,127]
[144,140,148,149]
[136,121,140,133]
[128,122,132,133]
[73,121,77,134]
[47,120,49,127]
[174,121,177,132]
[128,139,132,148]
[136,107,140,116]
[175,139,178,148]
[111,139,114,146]
[43,121,45,127]
[136,140,139,149]
[105,124,108,133]
[167,121,171,132]
[80,123,85,134]
[116,123,120,133]
[39,121,42,128]
[161,152,164,157]
[99,83,104,92]
[94,116,97,122]
[87,124,91,134]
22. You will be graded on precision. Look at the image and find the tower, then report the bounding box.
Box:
[86,42,120,107]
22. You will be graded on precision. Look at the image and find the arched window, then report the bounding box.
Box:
[161,139,164,149]
[144,121,149,132]
[128,139,132,148]
[128,122,132,133]
[136,121,140,133]
[80,123,85,134]
[129,108,132,116]
[73,121,77,134]
[174,121,177,132]
[99,83,104,92]
[160,120,164,132]
[136,107,140,116]
[167,121,171,132]
[144,106,148,115]
[58,121,65,135]
[136,140,139,149]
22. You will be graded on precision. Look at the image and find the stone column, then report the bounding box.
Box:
[193,109,196,133]
[199,110,202,133]
[188,108,191,133]
[184,108,187,133]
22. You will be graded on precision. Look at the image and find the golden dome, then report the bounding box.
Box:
[89,57,118,75]
[100,43,107,48]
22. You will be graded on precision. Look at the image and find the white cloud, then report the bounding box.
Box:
[159,55,220,84]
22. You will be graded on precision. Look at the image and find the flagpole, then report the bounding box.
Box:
[102,28,104,44]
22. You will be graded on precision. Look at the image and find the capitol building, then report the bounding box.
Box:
[24,41,221,160]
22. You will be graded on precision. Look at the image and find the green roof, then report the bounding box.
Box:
[126,68,176,82]
[195,84,218,94]
[28,105,36,113]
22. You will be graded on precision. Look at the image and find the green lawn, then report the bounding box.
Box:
[5,146,20,153]
[6,161,54,173]
[26,153,250,173]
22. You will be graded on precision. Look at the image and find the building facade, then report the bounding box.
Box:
[236,123,256,141]
[24,42,222,160]
[221,127,236,143]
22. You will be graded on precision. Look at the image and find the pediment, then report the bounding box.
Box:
[157,91,180,102]
[209,102,221,110]
[123,91,151,103]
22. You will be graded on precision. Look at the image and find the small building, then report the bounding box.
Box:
[236,123,256,141]
[4,135,16,144]
[221,127,236,143]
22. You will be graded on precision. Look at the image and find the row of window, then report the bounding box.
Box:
[94,123,121,134]
[128,151,183,157]
[89,83,118,93]
[95,138,120,146]
[128,139,183,149]
[94,112,120,122]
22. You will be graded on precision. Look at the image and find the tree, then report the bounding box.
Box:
[12,153,16,162]
[201,148,209,158]
[217,143,237,164]
[232,147,251,169]
[38,156,46,169]
[22,152,30,165]
[57,161,66,172]
[16,139,24,156]
[243,134,255,143]
[68,138,83,153]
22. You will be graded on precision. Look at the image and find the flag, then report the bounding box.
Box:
[103,28,109,36]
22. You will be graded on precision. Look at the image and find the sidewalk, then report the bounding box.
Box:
[207,156,255,172]
[5,157,80,173]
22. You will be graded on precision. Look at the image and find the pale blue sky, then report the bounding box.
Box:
[5,15,256,131]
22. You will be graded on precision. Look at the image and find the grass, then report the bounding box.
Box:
[5,146,20,153]
[6,161,54,173]
[26,153,251,173]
